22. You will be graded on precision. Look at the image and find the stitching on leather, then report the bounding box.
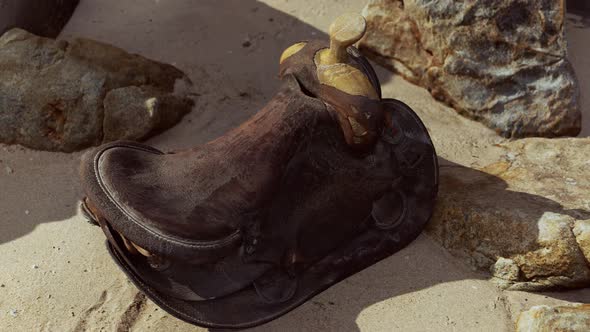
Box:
[92,143,241,250]
[110,243,296,329]
[100,101,439,328]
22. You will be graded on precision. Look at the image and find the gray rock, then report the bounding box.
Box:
[428,138,590,291]
[359,0,581,138]
[517,305,590,332]
[491,257,520,282]
[0,28,194,152]
[102,85,193,142]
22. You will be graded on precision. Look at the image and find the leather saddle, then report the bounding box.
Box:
[79,14,438,329]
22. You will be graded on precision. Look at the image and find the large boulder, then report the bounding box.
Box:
[428,138,590,290]
[359,0,581,138]
[516,304,590,332]
[0,28,193,152]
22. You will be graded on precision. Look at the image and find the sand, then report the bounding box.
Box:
[0,1,588,331]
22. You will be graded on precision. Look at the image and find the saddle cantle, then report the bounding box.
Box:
[79,13,438,329]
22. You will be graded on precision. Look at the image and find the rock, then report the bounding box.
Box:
[0,28,194,152]
[359,0,581,138]
[516,304,590,332]
[0,0,79,38]
[490,257,520,284]
[102,85,193,142]
[574,220,590,263]
[428,138,590,291]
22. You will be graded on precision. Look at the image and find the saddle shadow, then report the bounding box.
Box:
[246,158,590,332]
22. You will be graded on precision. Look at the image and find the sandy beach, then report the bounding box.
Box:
[1,1,589,331]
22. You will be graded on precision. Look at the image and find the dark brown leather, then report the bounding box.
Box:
[280,42,384,149]
[0,0,79,38]
[80,41,438,329]
[82,74,337,262]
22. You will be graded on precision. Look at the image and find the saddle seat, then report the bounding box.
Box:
[80,76,335,263]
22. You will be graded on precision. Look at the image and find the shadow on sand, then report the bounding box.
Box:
[245,158,590,332]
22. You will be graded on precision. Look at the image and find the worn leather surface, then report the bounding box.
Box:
[79,42,439,328]
[280,43,384,149]
[84,98,438,329]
